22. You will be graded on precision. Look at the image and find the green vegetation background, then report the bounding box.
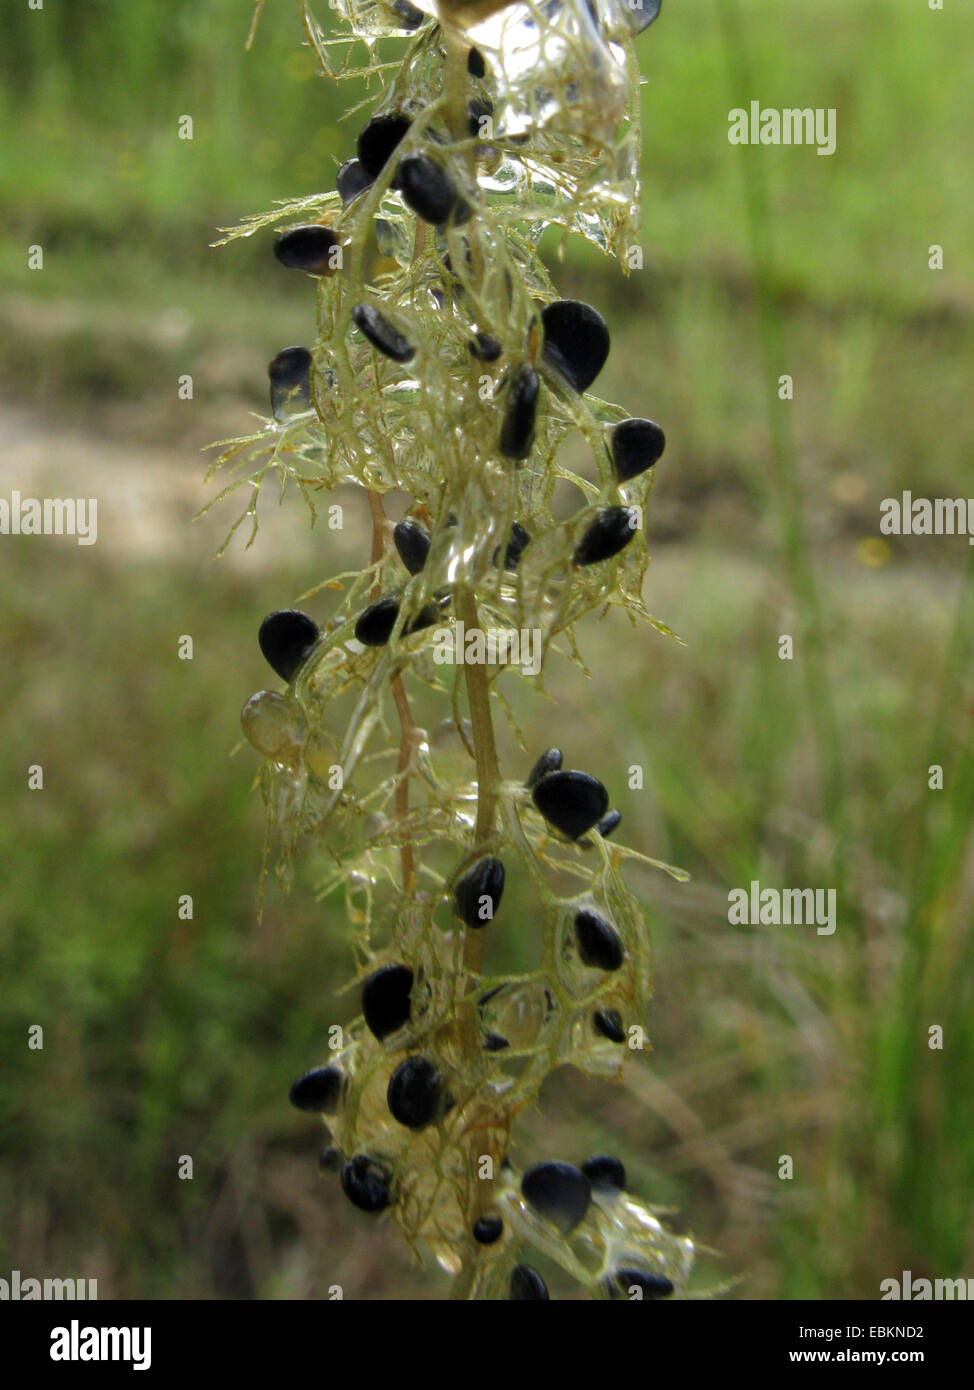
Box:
[1,0,972,1298]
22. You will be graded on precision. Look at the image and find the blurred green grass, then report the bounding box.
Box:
[1,0,973,1298]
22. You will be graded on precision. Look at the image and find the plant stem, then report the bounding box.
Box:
[367,488,416,890]
[366,489,386,580]
[453,588,503,1280]
[458,588,502,976]
[450,1255,481,1301]
[391,675,416,890]
[442,28,470,144]
[432,40,505,1269]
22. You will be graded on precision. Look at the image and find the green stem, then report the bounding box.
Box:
[458,585,501,994]
[443,27,470,144]
[452,587,503,1294]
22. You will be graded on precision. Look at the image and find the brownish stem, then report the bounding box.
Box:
[366,489,386,583]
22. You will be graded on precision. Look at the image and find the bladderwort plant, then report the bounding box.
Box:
[204,0,697,1299]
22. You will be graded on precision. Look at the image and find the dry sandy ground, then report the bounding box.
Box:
[0,397,354,574]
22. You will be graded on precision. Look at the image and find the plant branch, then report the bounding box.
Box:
[367,488,416,890]
[452,588,504,1279]
[458,588,502,975]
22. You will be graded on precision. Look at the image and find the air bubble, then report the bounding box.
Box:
[478,981,557,1051]
[241,691,306,766]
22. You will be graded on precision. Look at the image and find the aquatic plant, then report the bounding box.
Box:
[207,0,693,1299]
